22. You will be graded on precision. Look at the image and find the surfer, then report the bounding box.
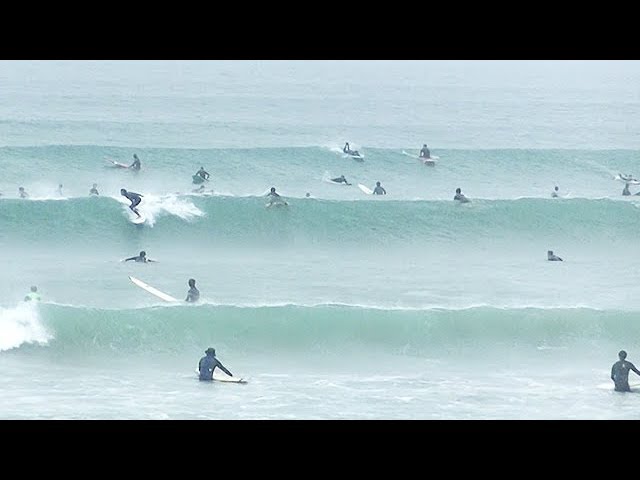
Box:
[194,166,210,181]
[623,183,631,196]
[454,188,469,203]
[547,250,563,261]
[90,183,99,196]
[58,184,64,196]
[185,278,200,303]
[124,251,156,263]
[419,144,431,159]
[18,187,29,199]
[552,186,559,198]
[305,192,311,198]
[372,181,386,195]
[331,175,352,185]
[120,189,143,218]
[611,350,640,392]
[198,347,233,381]
[24,286,41,302]
[343,142,360,157]
[266,187,288,206]
[129,154,141,171]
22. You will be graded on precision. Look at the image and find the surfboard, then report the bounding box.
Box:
[597,382,640,391]
[266,201,288,208]
[358,184,373,195]
[402,150,438,165]
[129,276,179,302]
[131,214,146,225]
[106,159,130,169]
[195,369,247,384]
[323,178,350,186]
[343,154,364,162]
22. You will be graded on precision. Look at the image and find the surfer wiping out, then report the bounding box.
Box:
[198,347,233,381]
[120,189,143,218]
[124,251,156,263]
[611,350,640,392]
[331,175,352,185]
[193,166,210,183]
[185,278,200,303]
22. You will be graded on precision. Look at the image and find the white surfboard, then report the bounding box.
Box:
[129,276,179,302]
[131,214,146,225]
[195,369,247,384]
[105,158,130,169]
[358,184,373,195]
[402,150,438,165]
[596,382,640,391]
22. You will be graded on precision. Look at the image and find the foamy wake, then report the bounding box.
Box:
[0,302,53,351]
[114,193,205,226]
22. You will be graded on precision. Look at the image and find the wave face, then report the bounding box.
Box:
[2,303,635,355]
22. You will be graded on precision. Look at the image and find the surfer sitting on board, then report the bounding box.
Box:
[185,278,200,303]
[420,144,431,159]
[90,183,99,196]
[331,175,352,185]
[547,250,563,262]
[129,154,141,171]
[199,347,233,381]
[18,187,29,199]
[120,189,143,218]
[372,181,386,195]
[454,188,470,203]
[266,187,288,206]
[343,142,360,157]
[611,350,640,392]
[124,250,156,263]
[194,166,210,181]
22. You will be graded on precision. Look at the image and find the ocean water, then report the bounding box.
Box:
[1,60,640,419]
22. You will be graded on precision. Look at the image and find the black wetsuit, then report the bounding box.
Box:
[186,286,200,302]
[125,255,147,263]
[198,354,232,381]
[373,186,386,195]
[90,188,99,196]
[454,193,469,203]
[420,148,431,159]
[611,360,640,392]
[130,159,141,171]
[123,191,143,209]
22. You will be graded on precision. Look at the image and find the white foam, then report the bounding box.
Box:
[0,302,53,351]
[113,193,205,227]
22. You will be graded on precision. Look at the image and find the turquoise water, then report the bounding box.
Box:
[1,60,640,419]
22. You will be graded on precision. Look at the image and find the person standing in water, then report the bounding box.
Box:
[611,350,640,392]
[185,278,200,302]
[129,154,141,171]
[90,183,99,196]
[372,181,386,195]
[198,347,233,381]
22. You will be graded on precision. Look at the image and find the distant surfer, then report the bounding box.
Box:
[58,184,64,196]
[198,347,233,381]
[419,144,431,159]
[611,350,640,392]
[454,188,469,203]
[623,183,631,196]
[18,187,29,199]
[129,154,141,171]
[547,250,563,261]
[24,286,41,302]
[120,189,143,218]
[552,186,559,198]
[124,251,156,263]
[372,181,386,195]
[266,187,288,206]
[305,192,311,198]
[343,142,361,157]
[90,183,99,196]
[185,278,200,303]
[620,173,637,183]
[193,166,210,184]
[331,175,352,185]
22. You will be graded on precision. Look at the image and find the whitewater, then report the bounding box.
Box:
[1,60,640,419]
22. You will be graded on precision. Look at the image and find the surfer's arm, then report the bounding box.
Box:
[216,361,233,377]
[124,256,136,262]
[630,362,640,376]
[611,364,617,380]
